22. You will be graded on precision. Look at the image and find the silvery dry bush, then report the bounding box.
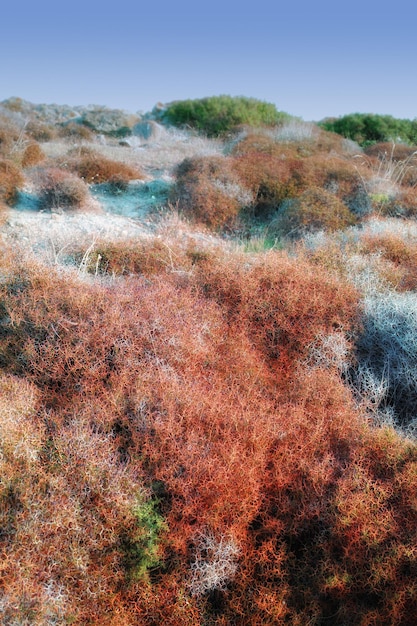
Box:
[350,290,417,431]
[188,531,240,596]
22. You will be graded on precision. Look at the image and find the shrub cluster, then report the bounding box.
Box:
[171,155,252,229]
[65,147,144,186]
[320,113,417,146]
[0,159,24,205]
[57,121,94,141]
[162,95,290,136]
[0,240,416,624]
[172,133,369,233]
[37,167,90,210]
[272,186,356,238]
[21,142,45,168]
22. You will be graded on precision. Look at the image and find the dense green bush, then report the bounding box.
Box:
[162,95,290,136]
[319,113,417,146]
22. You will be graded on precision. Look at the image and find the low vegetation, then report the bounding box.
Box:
[37,167,91,211]
[1,96,417,624]
[161,95,291,136]
[63,146,145,186]
[320,112,417,146]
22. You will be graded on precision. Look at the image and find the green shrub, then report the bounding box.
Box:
[319,113,417,146]
[162,95,290,136]
[122,498,167,582]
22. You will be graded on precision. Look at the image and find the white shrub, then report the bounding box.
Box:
[188,531,240,596]
[351,290,417,429]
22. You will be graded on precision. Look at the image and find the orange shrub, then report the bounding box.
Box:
[171,155,251,229]
[379,187,417,218]
[232,148,368,223]
[271,186,356,238]
[79,238,193,276]
[364,141,417,161]
[309,154,369,198]
[21,142,45,167]
[231,131,300,158]
[0,243,416,625]
[0,158,24,204]
[0,122,20,157]
[25,119,57,142]
[193,249,359,372]
[65,147,144,184]
[359,231,417,290]
[232,151,307,217]
[37,167,90,210]
[231,126,351,159]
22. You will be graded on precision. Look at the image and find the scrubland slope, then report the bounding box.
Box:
[0,97,416,625]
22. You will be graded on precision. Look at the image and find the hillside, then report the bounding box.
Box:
[1,97,417,625]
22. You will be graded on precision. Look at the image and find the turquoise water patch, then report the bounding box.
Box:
[90,179,172,217]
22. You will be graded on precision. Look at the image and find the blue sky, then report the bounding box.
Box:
[1,1,416,121]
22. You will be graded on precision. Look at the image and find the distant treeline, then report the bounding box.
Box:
[319,113,417,146]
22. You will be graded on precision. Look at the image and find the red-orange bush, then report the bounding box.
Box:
[0,158,24,204]
[0,242,416,625]
[65,147,144,184]
[37,167,90,210]
[0,121,20,157]
[271,186,356,238]
[194,249,360,371]
[21,142,45,167]
[359,231,417,290]
[232,150,308,218]
[171,155,251,229]
[57,121,94,141]
[77,237,194,276]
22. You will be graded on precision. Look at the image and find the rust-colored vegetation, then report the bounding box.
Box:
[21,141,45,167]
[65,146,144,185]
[1,103,417,625]
[0,159,24,205]
[171,155,251,229]
[1,235,416,624]
[37,167,91,211]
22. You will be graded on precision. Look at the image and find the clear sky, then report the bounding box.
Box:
[1,0,416,121]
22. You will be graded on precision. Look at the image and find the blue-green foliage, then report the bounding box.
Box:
[162,95,290,136]
[319,113,417,146]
